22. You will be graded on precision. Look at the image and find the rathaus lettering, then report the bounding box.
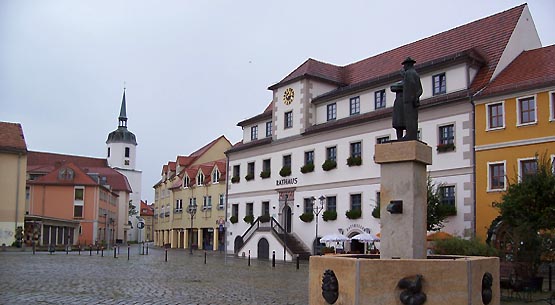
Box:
[276,177,298,186]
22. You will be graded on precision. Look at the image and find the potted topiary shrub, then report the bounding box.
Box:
[260,171,271,179]
[279,166,291,177]
[436,143,456,152]
[345,209,362,219]
[299,212,314,222]
[300,163,315,173]
[322,210,337,221]
[231,176,240,183]
[258,214,271,223]
[322,159,337,171]
[229,215,238,224]
[245,174,254,181]
[347,156,362,166]
[243,215,254,224]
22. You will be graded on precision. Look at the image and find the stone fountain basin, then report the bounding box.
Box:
[309,254,499,305]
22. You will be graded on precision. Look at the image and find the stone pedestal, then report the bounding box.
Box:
[374,141,432,259]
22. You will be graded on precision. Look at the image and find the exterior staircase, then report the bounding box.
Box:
[276,233,312,260]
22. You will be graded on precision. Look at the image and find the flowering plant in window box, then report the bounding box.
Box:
[345,209,362,219]
[347,156,362,166]
[229,215,238,224]
[245,174,254,181]
[231,176,240,183]
[279,166,291,177]
[299,212,314,222]
[258,214,271,223]
[322,210,337,221]
[300,163,314,173]
[436,143,455,152]
[439,204,457,216]
[243,215,254,224]
[322,159,337,171]
[260,171,271,179]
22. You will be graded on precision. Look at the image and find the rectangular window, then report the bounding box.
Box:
[175,199,183,211]
[284,111,293,129]
[327,103,337,121]
[518,96,536,125]
[487,102,504,130]
[266,121,272,137]
[433,73,446,95]
[283,154,292,168]
[219,194,224,209]
[326,196,337,212]
[350,142,362,158]
[125,147,130,158]
[304,198,314,214]
[189,197,197,207]
[519,159,538,181]
[488,162,505,191]
[439,124,454,145]
[74,187,84,218]
[350,96,360,115]
[197,172,204,185]
[350,194,361,211]
[203,196,212,208]
[232,204,238,218]
[212,170,220,184]
[250,126,258,140]
[439,186,455,206]
[233,165,240,178]
[183,176,190,188]
[247,162,255,177]
[246,202,253,217]
[304,150,314,165]
[550,91,555,121]
[376,136,390,144]
[326,146,337,162]
[374,90,386,109]
[262,159,271,173]
[262,201,270,216]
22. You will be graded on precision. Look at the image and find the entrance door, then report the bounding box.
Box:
[257,238,269,260]
[285,206,292,233]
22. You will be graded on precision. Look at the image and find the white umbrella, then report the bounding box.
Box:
[351,233,380,242]
[320,233,350,243]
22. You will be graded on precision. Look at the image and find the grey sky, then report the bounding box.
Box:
[2,0,554,203]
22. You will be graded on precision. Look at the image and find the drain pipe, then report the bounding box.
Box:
[224,154,230,265]
[15,152,23,233]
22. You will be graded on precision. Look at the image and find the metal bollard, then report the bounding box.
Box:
[248,250,251,266]
[101,247,104,257]
[296,254,299,270]
[66,245,69,255]
[272,251,275,268]
[32,243,36,255]
[113,246,117,258]
[165,248,168,262]
[204,251,207,264]
[90,246,92,256]
[146,244,149,255]
[96,246,99,255]
[127,245,130,260]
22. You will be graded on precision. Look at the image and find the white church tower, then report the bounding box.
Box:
[106,89,143,242]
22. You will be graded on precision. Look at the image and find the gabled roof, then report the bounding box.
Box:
[140,200,154,216]
[190,135,229,158]
[477,44,555,98]
[237,101,273,127]
[0,122,27,154]
[28,151,108,169]
[270,4,525,94]
[30,162,98,186]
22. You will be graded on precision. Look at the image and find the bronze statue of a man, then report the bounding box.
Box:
[391,81,405,140]
[400,57,422,141]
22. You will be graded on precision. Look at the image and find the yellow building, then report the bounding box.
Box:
[0,122,27,246]
[474,45,555,240]
[153,136,231,250]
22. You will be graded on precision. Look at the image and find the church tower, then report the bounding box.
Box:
[106,89,142,242]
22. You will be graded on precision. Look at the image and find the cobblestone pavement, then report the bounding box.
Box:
[0,245,309,305]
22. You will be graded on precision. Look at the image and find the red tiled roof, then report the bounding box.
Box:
[140,200,154,216]
[28,151,107,168]
[0,122,27,153]
[177,156,193,167]
[478,45,555,97]
[168,161,176,171]
[30,162,98,186]
[271,5,525,94]
[190,135,230,158]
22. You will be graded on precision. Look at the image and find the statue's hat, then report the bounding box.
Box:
[402,57,416,65]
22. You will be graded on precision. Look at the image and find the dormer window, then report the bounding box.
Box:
[197,172,205,185]
[433,73,446,95]
[212,169,220,183]
[58,168,74,181]
[250,126,258,140]
[183,176,190,188]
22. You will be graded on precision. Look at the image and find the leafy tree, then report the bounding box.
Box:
[128,200,138,216]
[494,153,555,269]
[427,176,455,231]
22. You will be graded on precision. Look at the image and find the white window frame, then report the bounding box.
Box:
[486,101,505,131]
[197,172,204,186]
[487,161,506,192]
[549,91,555,122]
[74,186,85,218]
[250,125,258,140]
[219,194,225,210]
[516,94,537,126]
[517,157,538,182]
[183,175,190,188]
[203,196,212,209]
[551,154,555,174]
[212,169,220,184]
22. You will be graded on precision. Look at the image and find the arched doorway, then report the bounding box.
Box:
[234,236,244,254]
[257,238,269,260]
[349,232,365,254]
[284,206,292,233]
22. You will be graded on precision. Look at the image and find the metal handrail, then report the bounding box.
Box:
[240,218,260,243]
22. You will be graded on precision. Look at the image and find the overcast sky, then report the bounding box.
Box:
[2,0,554,203]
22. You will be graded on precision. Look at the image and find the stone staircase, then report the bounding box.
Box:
[276,233,312,260]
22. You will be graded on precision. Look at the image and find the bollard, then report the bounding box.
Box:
[78,246,81,255]
[113,246,117,258]
[204,251,207,264]
[96,246,99,255]
[165,248,168,262]
[90,246,92,256]
[296,254,299,270]
[127,245,130,260]
[101,247,104,257]
[66,245,69,255]
[146,244,149,255]
[32,243,36,255]
[142,242,145,255]
[248,250,251,266]
[272,251,276,268]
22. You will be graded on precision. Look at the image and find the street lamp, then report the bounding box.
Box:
[103,213,107,248]
[313,196,325,255]
[186,203,197,254]
[283,194,288,261]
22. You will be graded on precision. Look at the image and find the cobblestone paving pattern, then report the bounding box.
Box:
[0,245,309,305]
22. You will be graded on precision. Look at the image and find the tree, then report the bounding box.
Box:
[494,153,555,269]
[128,200,138,216]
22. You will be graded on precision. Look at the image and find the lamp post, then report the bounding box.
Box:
[103,213,107,248]
[313,196,325,255]
[186,203,197,254]
[283,194,288,261]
